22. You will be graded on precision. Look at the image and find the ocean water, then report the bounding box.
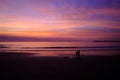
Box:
[0,42,120,57]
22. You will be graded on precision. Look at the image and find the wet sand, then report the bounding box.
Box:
[0,52,120,80]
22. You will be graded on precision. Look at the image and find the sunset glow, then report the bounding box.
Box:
[0,0,120,41]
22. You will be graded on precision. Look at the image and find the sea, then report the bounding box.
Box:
[0,42,120,57]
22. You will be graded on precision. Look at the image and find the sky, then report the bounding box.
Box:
[0,0,120,42]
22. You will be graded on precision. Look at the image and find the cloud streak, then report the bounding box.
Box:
[0,0,120,41]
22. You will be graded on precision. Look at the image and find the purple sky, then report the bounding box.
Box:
[0,0,120,41]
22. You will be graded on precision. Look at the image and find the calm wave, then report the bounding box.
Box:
[0,42,120,56]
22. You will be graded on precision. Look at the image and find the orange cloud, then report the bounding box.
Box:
[0,0,120,41]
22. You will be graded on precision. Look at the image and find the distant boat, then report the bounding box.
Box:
[93,40,120,42]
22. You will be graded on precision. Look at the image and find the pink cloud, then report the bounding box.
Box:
[0,0,120,41]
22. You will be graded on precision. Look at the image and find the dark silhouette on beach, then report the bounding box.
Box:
[64,56,70,59]
[76,50,80,60]
[0,52,120,80]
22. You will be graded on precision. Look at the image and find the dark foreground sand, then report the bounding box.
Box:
[0,52,120,80]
